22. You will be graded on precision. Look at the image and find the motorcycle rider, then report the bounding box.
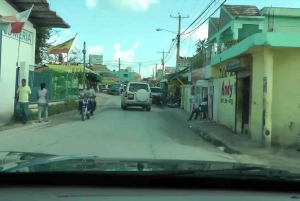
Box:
[78,83,96,115]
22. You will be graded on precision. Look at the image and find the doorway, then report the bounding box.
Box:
[236,76,251,135]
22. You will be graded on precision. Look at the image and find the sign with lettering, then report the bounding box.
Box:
[2,29,33,45]
[89,55,103,65]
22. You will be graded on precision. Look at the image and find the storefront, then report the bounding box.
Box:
[227,56,252,135]
[0,1,69,117]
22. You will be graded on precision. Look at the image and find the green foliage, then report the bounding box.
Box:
[35,28,53,64]
[191,53,203,69]
[40,68,78,100]
[11,100,78,122]
[196,38,208,53]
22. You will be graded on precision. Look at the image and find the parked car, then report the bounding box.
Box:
[121,82,152,111]
[150,87,162,104]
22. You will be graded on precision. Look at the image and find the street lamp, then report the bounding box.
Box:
[156,28,177,34]
[82,42,87,89]
[156,28,180,72]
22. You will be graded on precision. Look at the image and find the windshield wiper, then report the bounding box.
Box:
[163,167,300,180]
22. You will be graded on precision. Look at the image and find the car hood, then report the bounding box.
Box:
[0,151,295,173]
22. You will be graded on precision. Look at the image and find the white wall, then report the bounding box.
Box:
[0,1,36,116]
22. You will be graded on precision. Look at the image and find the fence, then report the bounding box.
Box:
[28,68,79,103]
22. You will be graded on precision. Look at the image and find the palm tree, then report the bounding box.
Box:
[193,38,209,68]
[196,38,208,53]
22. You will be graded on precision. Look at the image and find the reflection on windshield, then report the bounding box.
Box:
[2,0,300,176]
[129,84,149,92]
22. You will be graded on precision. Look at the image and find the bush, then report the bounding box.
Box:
[12,100,78,122]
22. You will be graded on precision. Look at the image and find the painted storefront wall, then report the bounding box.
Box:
[0,1,36,116]
[217,66,236,131]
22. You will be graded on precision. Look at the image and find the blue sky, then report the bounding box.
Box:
[47,0,300,78]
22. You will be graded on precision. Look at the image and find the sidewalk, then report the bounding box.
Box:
[164,107,300,163]
[0,93,112,127]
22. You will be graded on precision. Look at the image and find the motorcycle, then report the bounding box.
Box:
[81,98,91,121]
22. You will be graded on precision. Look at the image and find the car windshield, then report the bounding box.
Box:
[2,0,300,180]
[151,88,162,93]
[129,84,149,92]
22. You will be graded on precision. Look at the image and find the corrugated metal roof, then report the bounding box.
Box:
[210,17,220,27]
[5,0,70,28]
[223,5,261,16]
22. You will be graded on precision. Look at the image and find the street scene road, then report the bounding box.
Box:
[0,95,240,163]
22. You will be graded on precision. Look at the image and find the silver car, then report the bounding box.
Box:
[121,82,152,111]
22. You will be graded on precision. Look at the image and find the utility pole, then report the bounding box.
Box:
[170,13,189,72]
[118,58,120,84]
[157,50,169,72]
[155,63,157,79]
[82,42,87,89]
[152,67,154,79]
[138,63,141,76]
[189,54,194,83]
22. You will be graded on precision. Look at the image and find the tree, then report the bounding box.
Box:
[196,38,208,53]
[193,38,209,69]
[35,28,53,64]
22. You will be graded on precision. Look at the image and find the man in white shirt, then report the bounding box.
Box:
[78,84,96,115]
[187,97,208,121]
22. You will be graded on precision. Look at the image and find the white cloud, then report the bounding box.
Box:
[140,64,156,78]
[88,46,104,55]
[133,41,139,48]
[48,29,77,46]
[111,0,159,12]
[85,0,98,9]
[180,49,188,56]
[112,41,139,63]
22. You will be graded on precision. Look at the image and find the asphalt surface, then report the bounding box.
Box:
[0,95,252,163]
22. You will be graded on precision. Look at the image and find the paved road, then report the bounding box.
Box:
[0,95,250,163]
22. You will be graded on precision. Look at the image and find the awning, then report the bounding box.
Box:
[166,67,189,81]
[46,64,97,74]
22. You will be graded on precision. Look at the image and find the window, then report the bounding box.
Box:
[123,74,128,77]
[129,84,149,92]
[150,88,162,93]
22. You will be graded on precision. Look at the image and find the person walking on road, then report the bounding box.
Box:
[187,97,208,121]
[15,79,31,124]
[37,83,49,123]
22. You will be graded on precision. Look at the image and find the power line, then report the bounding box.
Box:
[186,0,225,35]
[180,0,216,35]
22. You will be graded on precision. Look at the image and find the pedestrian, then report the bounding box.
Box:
[15,78,31,124]
[187,97,208,121]
[37,83,49,123]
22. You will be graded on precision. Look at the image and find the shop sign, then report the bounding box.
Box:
[2,29,33,45]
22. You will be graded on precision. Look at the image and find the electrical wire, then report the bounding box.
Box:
[182,0,226,37]
[180,0,216,35]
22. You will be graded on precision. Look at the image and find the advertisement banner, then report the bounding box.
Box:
[89,55,103,65]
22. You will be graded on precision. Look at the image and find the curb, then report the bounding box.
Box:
[163,108,241,155]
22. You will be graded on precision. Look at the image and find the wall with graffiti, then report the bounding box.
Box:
[217,66,236,130]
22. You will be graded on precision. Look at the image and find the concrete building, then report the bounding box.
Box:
[204,5,300,147]
[0,1,69,121]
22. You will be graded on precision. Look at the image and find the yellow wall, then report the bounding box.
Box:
[251,52,264,143]
[272,48,300,147]
[217,66,236,131]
